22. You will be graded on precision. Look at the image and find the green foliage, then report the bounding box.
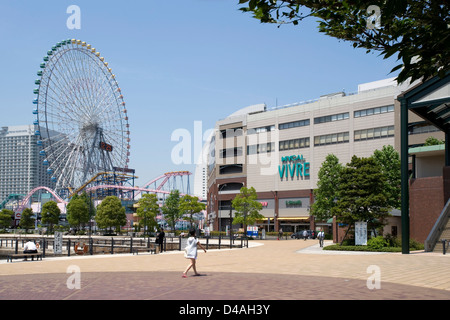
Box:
[19,208,35,232]
[311,154,343,221]
[231,187,264,227]
[67,197,90,230]
[367,236,388,250]
[238,0,450,83]
[179,194,206,228]
[41,201,61,232]
[161,190,182,231]
[424,136,444,146]
[325,235,424,252]
[332,156,390,228]
[373,145,401,209]
[136,193,159,234]
[95,196,126,233]
[0,209,14,229]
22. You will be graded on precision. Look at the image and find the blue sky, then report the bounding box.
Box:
[0,0,400,188]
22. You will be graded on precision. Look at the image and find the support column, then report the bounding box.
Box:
[400,98,410,254]
[446,131,450,166]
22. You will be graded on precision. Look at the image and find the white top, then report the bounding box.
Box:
[24,241,37,251]
[185,237,199,259]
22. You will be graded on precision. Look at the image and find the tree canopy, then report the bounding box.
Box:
[332,155,390,230]
[136,193,160,235]
[0,209,13,229]
[67,197,90,231]
[238,0,449,83]
[161,190,183,231]
[95,196,127,233]
[232,186,264,229]
[41,201,61,232]
[311,154,343,221]
[19,208,35,232]
[179,194,206,229]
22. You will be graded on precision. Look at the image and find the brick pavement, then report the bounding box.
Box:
[1,239,449,300]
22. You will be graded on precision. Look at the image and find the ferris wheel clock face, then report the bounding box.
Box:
[33,39,130,194]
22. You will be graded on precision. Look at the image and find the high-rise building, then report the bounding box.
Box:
[0,125,55,206]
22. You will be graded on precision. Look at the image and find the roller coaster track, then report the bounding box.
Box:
[16,171,193,212]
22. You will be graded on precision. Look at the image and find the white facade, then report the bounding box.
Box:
[207,78,414,232]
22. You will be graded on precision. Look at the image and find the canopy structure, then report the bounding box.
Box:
[398,72,450,254]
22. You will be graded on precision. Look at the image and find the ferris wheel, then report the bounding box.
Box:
[32,39,130,196]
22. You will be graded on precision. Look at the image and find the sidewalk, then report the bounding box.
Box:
[1,239,449,300]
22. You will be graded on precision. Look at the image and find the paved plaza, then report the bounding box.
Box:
[1,239,449,301]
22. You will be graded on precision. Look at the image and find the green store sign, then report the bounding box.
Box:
[278,155,310,179]
[286,200,302,208]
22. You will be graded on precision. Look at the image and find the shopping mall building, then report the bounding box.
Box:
[206,77,443,237]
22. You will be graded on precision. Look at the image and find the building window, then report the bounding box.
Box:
[314,112,349,124]
[219,147,243,158]
[279,137,310,151]
[279,119,310,130]
[247,142,275,155]
[408,123,440,135]
[247,125,275,135]
[354,105,394,118]
[314,132,349,146]
[220,127,243,139]
[219,164,243,175]
[354,125,394,141]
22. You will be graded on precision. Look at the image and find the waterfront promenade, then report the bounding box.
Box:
[1,239,449,300]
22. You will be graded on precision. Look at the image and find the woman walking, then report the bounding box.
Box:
[182,229,207,278]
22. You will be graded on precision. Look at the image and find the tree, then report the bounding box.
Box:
[0,209,14,230]
[332,156,390,240]
[136,193,159,236]
[95,196,126,234]
[79,192,96,222]
[161,190,182,231]
[311,154,343,221]
[41,201,61,233]
[232,187,264,232]
[373,145,401,209]
[179,195,206,229]
[66,197,90,231]
[238,0,449,83]
[19,208,35,233]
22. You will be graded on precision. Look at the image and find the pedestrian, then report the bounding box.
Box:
[303,229,308,241]
[23,240,38,253]
[317,229,325,247]
[278,227,283,240]
[182,229,207,278]
[157,227,165,253]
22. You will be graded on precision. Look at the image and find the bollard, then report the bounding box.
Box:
[68,239,71,257]
[130,236,133,254]
[89,237,93,255]
[443,239,447,255]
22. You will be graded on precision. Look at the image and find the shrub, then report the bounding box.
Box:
[367,236,388,250]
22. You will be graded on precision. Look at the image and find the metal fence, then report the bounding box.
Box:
[0,234,248,258]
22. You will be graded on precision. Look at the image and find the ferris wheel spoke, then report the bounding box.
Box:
[34,39,130,194]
